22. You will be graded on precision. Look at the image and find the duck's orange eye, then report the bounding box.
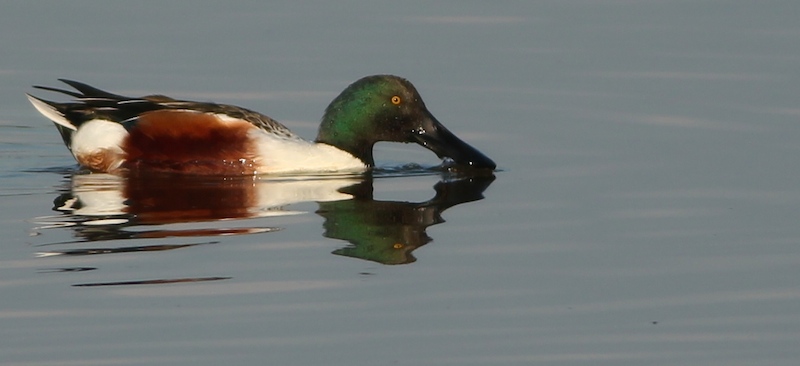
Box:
[391,95,402,105]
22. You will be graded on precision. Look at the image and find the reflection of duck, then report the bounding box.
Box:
[27,75,495,175]
[45,172,358,243]
[39,171,494,265]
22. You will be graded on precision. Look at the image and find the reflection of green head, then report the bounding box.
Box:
[317,174,495,265]
[332,240,422,265]
[320,199,433,265]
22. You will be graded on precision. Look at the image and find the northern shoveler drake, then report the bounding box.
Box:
[26,75,496,175]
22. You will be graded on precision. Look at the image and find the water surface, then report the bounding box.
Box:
[2,1,800,365]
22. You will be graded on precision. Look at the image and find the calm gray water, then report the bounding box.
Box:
[2,1,800,365]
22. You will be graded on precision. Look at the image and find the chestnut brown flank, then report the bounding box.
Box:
[123,110,259,174]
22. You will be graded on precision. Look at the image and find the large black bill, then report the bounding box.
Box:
[413,114,496,170]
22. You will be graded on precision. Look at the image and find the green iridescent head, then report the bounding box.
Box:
[316,75,495,169]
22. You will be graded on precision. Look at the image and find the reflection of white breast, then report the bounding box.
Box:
[253,177,358,210]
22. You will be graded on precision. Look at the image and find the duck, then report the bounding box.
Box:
[26,75,495,175]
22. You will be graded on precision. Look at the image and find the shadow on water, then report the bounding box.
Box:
[31,167,495,286]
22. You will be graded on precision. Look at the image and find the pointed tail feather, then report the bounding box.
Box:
[26,94,76,131]
[26,94,77,151]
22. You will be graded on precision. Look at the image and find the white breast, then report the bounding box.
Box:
[249,131,367,174]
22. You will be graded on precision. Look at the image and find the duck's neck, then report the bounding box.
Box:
[315,112,376,167]
[315,137,375,167]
